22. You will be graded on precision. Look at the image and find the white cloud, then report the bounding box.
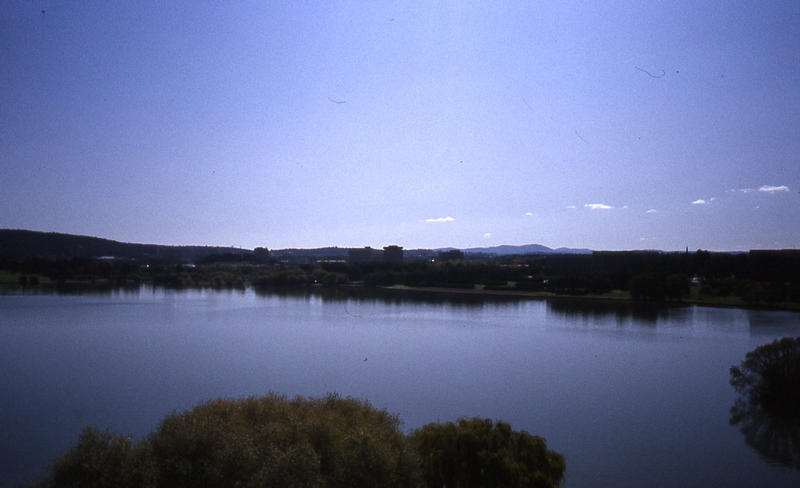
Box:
[483,233,492,238]
[646,209,657,213]
[691,199,707,205]
[622,205,629,209]
[759,185,789,193]
[524,212,533,216]
[709,197,717,201]
[584,203,613,210]
[424,216,455,223]
[566,205,577,209]
[731,188,754,193]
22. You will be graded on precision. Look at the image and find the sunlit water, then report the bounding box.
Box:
[1,286,799,487]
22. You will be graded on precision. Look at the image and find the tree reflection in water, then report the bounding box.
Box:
[730,398,800,470]
[730,337,800,470]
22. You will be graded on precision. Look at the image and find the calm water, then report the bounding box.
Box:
[1,286,799,487]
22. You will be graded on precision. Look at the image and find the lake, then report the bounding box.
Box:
[1,286,799,487]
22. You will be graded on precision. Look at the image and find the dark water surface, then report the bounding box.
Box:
[1,286,799,487]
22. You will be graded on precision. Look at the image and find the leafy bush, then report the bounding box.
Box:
[27,427,154,488]
[311,269,347,286]
[411,417,565,488]
[251,268,309,286]
[730,337,800,416]
[29,394,417,488]
[28,395,564,488]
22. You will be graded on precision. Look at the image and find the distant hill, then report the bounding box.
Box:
[461,244,592,255]
[0,229,251,263]
[0,229,592,263]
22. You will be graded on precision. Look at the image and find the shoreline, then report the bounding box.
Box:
[380,285,800,312]
[3,280,798,313]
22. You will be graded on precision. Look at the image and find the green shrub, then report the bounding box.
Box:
[251,268,308,286]
[27,427,155,488]
[29,394,417,488]
[411,417,565,488]
[311,269,347,286]
[28,394,564,488]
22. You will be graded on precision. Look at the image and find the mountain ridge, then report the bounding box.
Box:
[0,228,592,261]
[459,244,591,255]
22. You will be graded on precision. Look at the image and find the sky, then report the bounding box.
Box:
[2,1,799,251]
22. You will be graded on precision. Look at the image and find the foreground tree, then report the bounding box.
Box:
[730,337,800,416]
[28,394,417,488]
[729,337,800,470]
[28,394,564,488]
[411,418,565,488]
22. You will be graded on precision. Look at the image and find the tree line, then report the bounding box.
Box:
[2,249,799,307]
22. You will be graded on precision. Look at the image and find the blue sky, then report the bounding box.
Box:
[2,1,799,251]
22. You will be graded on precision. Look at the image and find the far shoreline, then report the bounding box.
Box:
[379,285,800,313]
[2,279,799,313]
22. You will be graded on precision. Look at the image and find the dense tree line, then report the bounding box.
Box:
[2,250,799,307]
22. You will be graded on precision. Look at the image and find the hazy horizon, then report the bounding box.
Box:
[2,226,791,253]
[2,1,798,251]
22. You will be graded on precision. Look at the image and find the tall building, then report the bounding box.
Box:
[348,246,379,263]
[383,245,403,264]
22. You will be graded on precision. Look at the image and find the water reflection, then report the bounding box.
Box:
[747,309,800,330]
[545,298,681,325]
[6,283,797,330]
[730,398,800,470]
[253,285,514,308]
[0,283,143,296]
